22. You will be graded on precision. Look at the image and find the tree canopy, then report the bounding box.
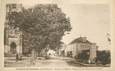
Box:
[8,4,72,53]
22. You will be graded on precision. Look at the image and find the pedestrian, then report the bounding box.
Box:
[16,53,18,62]
[30,49,36,65]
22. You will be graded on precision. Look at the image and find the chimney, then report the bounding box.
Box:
[82,37,87,42]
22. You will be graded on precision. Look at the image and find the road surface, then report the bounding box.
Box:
[4,56,84,67]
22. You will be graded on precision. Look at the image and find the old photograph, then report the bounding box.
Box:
[4,1,111,68]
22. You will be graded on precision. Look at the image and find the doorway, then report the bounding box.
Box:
[10,42,17,54]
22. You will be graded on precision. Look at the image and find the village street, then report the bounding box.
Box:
[4,56,85,67]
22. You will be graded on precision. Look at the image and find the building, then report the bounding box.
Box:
[65,37,98,63]
[4,4,23,56]
[58,44,67,56]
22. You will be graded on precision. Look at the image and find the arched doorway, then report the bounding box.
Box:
[10,42,17,54]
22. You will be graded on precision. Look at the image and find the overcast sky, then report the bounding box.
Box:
[60,4,111,50]
[9,0,111,50]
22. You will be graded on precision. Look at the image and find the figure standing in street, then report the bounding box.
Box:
[16,53,19,62]
[30,48,37,65]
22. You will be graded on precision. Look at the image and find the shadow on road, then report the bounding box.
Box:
[65,59,110,67]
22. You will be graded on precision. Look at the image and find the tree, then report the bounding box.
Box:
[96,50,111,65]
[8,4,72,55]
[78,52,89,63]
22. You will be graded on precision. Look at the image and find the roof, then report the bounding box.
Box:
[69,37,92,45]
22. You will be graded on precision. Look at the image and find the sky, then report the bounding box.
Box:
[60,4,111,50]
[8,0,111,50]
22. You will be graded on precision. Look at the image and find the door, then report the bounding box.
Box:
[10,42,17,54]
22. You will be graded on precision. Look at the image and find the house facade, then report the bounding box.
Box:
[65,37,98,63]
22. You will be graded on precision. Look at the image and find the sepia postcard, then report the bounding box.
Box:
[0,0,115,71]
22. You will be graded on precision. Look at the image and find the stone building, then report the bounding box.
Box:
[4,4,23,56]
[65,37,98,63]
